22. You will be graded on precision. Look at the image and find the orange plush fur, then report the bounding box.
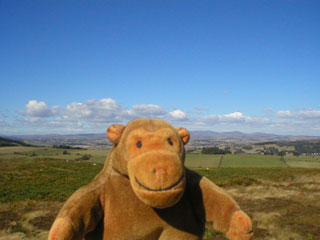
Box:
[48,118,253,240]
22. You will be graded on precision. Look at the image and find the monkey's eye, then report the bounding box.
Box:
[136,140,142,148]
[167,138,173,146]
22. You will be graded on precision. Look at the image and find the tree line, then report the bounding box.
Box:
[201,147,231,155]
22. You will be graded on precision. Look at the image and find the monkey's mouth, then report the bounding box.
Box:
[135,173,185,192]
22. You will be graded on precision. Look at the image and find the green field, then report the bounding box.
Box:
[220,154,287,167]
[1,146,320,203]
[0,146,108,163]
[284,155,320,168]
[186,153,320,168]
[185,153,221,168]
[2,146,320,169]
[1,155,320,203]
[285,155,320,162]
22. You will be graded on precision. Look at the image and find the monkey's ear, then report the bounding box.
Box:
[176,127,190,145]
[106,124,125,144]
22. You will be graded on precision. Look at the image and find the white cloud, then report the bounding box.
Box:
[19,117,45,124]
[277,109,320,120]
[66,98,128,123]
[168,109,187,120]
[200,111,273,127]
[23,100,59,117]
[202,111,246,124]
[17,98,190,133]
[18,116,84,132]
[298,109,320,119]
[66,100,187,123]
[271,108,320,135]
[224,111,244,120]
[129,104,167,118]
[13,99,320,135]
[128,105,188,122]
[277,110,295,118]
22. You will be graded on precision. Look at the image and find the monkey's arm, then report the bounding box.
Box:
[48,181,105,240]
[187,169,253,240]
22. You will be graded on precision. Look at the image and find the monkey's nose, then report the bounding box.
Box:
[153,167,167,179]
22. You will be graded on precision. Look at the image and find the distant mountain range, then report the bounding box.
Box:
[189,131,320,142]
[2,131,320,147]
[7,133,106,142]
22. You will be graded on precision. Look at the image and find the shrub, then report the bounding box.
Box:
[77,154,91,161]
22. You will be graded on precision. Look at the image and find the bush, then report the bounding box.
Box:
[293,151,301,156]
[235,149,245,154]
[264,147,279,155]
[77,154,91,161]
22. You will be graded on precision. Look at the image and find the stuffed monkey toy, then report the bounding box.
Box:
[48,118,253,240]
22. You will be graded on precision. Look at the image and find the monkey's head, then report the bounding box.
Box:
[106,118,190,209]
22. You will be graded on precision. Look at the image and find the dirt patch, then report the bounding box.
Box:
[252,227,271,239]
[0,211,19,230]
[0,201,62,240]
[29,215,55,230]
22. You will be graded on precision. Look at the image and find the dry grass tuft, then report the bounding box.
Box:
[225,173,320,240]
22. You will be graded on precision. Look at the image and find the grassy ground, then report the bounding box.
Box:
[0,146,108,163]
[285,155,320,168]
[1,147,320,239]
[221,154,287,168]
[285,155,320,162]
[185,153,221,168]
[0,158,101,203]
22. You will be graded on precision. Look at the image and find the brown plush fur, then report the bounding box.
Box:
[48,118,253,240]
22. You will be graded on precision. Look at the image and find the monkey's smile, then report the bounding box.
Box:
[135,173,185,192]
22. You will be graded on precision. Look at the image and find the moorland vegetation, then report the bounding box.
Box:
[0,137,320,239]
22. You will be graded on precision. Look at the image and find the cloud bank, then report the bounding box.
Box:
[23,100,60,117]
[14,98,189,133]
[1,98,319,135]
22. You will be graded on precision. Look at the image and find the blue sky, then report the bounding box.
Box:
[1,1,319,136]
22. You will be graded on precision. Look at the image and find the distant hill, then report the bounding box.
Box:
[189,131,320,143]
[0,136,33,147]
[4,134,110,149]
[8,133,106,142]
[5,131,320,148]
